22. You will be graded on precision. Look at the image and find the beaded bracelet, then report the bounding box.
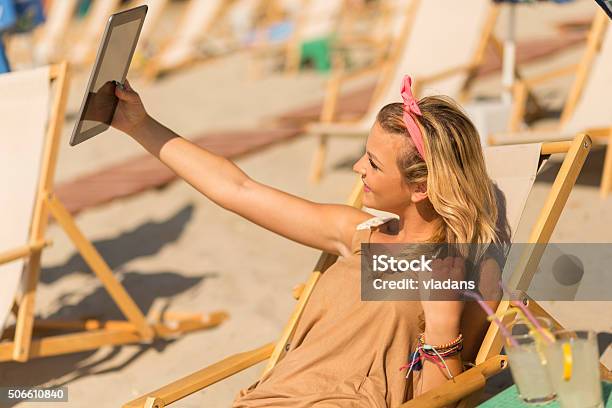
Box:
[418,332,463,351]
[400,332,464,380]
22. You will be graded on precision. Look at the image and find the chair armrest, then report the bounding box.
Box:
[508,63,579,131]
[397,355,508,408]
[417,65,475,87]
[0,240,51,265]
[521,63,580,88]
[123,343,275,408]
[320,60,387,122]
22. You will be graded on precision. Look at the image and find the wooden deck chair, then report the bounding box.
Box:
[32,0,79,64]
[0,63,227,363]
[134,0,171,52]
[68,0,122,67]
[490,11,612,198]
[142,0,241,80]
[307,0,500,183]
[248,0,345,77]
[122,134,592,408]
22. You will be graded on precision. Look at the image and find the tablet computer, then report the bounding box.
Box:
[69,5,147,146]
[595,0,612,20]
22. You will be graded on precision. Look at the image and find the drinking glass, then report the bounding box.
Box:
[504,317,556,404]
[544,330,603,408]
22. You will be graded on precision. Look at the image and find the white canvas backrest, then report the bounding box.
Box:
[299,0,344,41]
[179,0,224,43]
[483,143,541,240]
[157,0,224,65]
[389,0,413,37]
[227,0,261,41]
[0,67,50,335]
[360,0,492,126]
[562,23,612,134]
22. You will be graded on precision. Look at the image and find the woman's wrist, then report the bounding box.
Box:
[423,322,461,346]
[128,113,153,140]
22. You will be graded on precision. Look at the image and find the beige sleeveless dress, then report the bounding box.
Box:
[233,215,425,408]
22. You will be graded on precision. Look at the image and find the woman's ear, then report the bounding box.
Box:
[411,182,428,203]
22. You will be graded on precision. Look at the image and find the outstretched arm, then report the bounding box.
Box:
[112,81,369,257]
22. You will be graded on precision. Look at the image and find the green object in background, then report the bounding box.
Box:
[77,0,91,18]
[300,36,332,72]
[478,381,612,407]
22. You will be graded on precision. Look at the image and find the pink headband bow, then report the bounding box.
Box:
[400,75,425,159]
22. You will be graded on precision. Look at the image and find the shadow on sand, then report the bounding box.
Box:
[0,205,220,403]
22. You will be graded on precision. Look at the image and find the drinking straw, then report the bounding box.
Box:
[499,282,554,343]
[463,290,518,347]
[496,306,549,364]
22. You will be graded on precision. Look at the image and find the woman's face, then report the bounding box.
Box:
[352,122,415,214]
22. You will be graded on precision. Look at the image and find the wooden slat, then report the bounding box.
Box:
[560,12,608,126]
[541,140,572,155]
[123,343,276,408]
[13,62,70,362]
[0,240,49,265]
[1,329,142,362]
[45,194,155,341]
[399,355,507,408]
[600,132,612,197]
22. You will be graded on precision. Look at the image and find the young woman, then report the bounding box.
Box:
[112,76,505,407]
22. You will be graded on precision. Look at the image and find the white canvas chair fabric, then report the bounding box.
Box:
[0,67,50,336]
[155,0,224,67]
[308,0,492,135]
[299,0,344,41]
[484,143,542,237]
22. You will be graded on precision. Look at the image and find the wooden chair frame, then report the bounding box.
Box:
[0,63,227,363]
[123,134,596,408]
[308,0,502,183]
[499,12,612,197]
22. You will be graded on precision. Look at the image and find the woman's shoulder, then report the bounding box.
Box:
[355,208,400,231]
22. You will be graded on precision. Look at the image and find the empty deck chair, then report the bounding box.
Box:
[491,11,612,197]
[0,63,227,363]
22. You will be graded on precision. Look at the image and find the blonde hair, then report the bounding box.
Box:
[376,96,507,257]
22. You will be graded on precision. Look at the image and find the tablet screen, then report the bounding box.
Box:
[70,6,146,146]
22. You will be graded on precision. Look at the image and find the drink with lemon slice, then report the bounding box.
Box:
[504,317,556,404]
[544,330,603,408]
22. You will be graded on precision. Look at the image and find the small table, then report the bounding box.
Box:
[478,381,612,407]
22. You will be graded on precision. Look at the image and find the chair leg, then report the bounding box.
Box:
[310,135,328,184]
[600,136,612,198]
